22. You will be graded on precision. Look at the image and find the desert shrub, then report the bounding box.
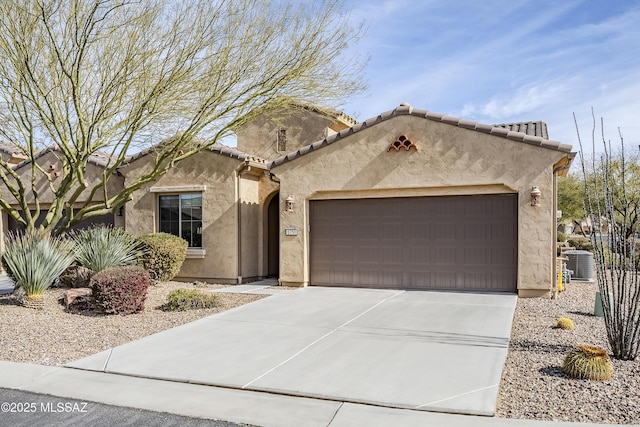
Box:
[625,238,640,270]
[557,232,567,242]
[162,288,217,311]
[562,345,613,381]
[91,266,150,315]
[137,233,188,283]
[556,317,574,330]
[567,236,594,252]
[59,265,93,288]
[2,231,75,306]
[603,248,631,269]
[72,226,145,274]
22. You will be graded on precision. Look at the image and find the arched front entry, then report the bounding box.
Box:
[266,192,280,277]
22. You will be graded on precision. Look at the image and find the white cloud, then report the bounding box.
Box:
[340,0,640,154]
[460,79,579,120]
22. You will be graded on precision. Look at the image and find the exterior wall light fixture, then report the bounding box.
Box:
[285,195,294,212]
[531,186,541,207]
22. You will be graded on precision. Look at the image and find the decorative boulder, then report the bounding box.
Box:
[59,265,93,288]
[63,288,93,311]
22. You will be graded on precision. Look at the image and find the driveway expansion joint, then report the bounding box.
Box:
[241,290,405,389]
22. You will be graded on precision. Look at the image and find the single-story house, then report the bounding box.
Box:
[0,103,574,297]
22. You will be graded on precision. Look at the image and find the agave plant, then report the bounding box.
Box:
[2,231,76,308]
[71,226,145,274]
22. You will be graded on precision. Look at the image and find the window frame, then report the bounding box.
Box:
[158,192,203,249]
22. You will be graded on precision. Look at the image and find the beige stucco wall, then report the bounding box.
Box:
[236,108,337,161]
[122,151,245,283]
[271,115,568,296]
[239,173,260,280]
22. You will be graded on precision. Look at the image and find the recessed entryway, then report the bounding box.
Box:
[266,192,280,277]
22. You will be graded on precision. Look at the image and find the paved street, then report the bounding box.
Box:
[0,388,249,427]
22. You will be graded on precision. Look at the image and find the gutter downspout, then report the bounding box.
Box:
[552,157,574,297]
[267,171,281,184]
[235,162,247,285]
[267,171,281,285]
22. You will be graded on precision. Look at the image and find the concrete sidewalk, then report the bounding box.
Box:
[0,275,14,295]
[0,361,606,427]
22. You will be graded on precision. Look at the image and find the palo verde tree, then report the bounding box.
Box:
[0,0,366,234]
[576,111,640,360]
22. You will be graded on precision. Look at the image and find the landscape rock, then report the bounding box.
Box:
[59,265,92,288]
[63,288,93,310]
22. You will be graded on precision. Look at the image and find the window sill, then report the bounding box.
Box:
[186,248,206,259]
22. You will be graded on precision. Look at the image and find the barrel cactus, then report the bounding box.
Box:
[556,317,574,330]
[562,345,613,381]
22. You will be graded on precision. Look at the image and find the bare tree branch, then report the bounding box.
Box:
[0,0,367,233]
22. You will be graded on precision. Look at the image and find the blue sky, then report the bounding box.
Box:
[339,0,640,155]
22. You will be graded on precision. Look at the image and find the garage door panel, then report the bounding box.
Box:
[310,195,517,292]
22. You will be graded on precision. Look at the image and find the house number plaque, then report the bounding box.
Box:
[285,228,298,236]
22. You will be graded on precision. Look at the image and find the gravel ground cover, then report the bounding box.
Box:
[1,279,638,424]
[0,282,265,366]
[496,280,640,424]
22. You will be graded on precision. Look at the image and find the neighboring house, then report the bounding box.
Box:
[0,103,574,297]
[0,143,27,165]
[0,148,124,236]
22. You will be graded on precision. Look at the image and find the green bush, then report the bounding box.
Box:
[162,288,217,311]
[567,236,594,252]
[557,232,567,242]
[137,233,188,283]
[2,231,75,304]
[72,226,145,274]
[91,266,150,315]
[626,238,640,269]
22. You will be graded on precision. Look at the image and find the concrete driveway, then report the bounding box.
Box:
[67,287,517,416]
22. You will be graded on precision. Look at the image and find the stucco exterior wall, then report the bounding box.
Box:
[236,109,336,161]
[272,115,567,296]
[122,151,242,283]
[239,173,260,280]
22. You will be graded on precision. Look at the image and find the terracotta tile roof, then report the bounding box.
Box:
[270,103,573,168]
[494,121,549,140]
[0,143,20,154]
[209,144,267,165]
[123,137,266,166]
[12,147,117,170]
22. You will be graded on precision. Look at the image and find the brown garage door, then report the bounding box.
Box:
[309,194,517,292]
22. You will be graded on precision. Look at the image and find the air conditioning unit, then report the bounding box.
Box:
[564,250,594,281]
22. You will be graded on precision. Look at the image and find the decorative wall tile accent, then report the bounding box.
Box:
[387,134,416,151]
